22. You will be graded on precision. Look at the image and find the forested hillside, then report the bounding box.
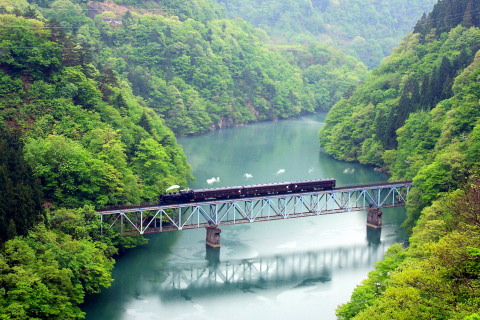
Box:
[93,2,369,134]
[216,0,437,68]
[17,0,368,136]
[320,0,480,318]
[0,1,188,317]
[0,12,192,208]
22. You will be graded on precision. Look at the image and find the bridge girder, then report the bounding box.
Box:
[98,182,411,236]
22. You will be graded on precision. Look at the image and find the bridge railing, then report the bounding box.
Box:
[98,182,412,236]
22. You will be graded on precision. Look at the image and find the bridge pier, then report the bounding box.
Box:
[206,226,221,248]
[367,208,383,229]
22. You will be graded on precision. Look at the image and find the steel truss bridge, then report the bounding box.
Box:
[98,181,411,236]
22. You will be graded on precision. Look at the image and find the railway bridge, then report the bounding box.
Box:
[97,181,412,247]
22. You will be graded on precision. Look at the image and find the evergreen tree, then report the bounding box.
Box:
[416,0,480,36]
[0,129,45,243]
[414,12,428,34]
[462,0,474,27]
[419,74,432,109]
[438,56,454,101]
[138,112,153,135]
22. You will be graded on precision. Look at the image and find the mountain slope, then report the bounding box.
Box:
[216,0,437,68]
[328,0,480,318]
[0,12,192,208]
[21,0,368,135]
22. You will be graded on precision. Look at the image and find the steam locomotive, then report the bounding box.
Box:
[159,178,336,205]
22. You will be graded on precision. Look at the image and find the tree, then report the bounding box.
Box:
[23,134,124,207]
[0,15,62,79]
[59,66,102,109]
[133,138,174,198]
[0,223,116,319]
[337,245,407,319]
[0,129,44,243]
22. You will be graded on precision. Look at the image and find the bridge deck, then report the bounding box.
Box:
[98,182,411,214]
[98,181,412,236]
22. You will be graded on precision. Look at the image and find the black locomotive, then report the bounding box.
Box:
[159,178,335,205]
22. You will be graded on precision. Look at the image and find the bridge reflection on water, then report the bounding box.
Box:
[133,228,385,300]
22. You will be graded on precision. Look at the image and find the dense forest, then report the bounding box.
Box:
[319,0,480,318]
[217,0,437,68]
[0,0,190,316]
[10,0,368,136]
[1,0,478,318]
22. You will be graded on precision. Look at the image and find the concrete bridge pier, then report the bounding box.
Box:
[206,225,221,248]
[367,207,383,229]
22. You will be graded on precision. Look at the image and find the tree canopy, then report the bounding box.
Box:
[5,0,367,136]
[327,0,480,318]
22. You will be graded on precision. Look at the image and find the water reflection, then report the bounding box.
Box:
[366,226,382,245]
[133,241,386,302]
[84,210,404,320]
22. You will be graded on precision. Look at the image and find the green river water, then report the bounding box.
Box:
[83,113,407,320]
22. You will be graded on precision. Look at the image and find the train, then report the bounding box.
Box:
[159,178,336,205]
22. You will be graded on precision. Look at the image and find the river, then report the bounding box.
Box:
[83,113,407,320]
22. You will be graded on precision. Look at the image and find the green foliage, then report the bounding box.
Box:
[0,15,62,79]
[337,244,407,319]
[0,211,118,320]
[111,0,224,22]
[2,0,370,136]
[48,205,148,254]
[340,183,480,319]
[295,43,369,111]
[331,1,480,316]
[414,0,480,36]
[0,14,192,208]
[57,66,102,109]
[320,25,480,172]
[353,229,480,319]
[0,129,45,243]
[0,201,146,319]
[0,0,30,12]
[0,16,190,317]
[24,134,124,207]
[133,137,175,198]
[40,0,91,31]
[218,0,436,68]
[94,13,323,134]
